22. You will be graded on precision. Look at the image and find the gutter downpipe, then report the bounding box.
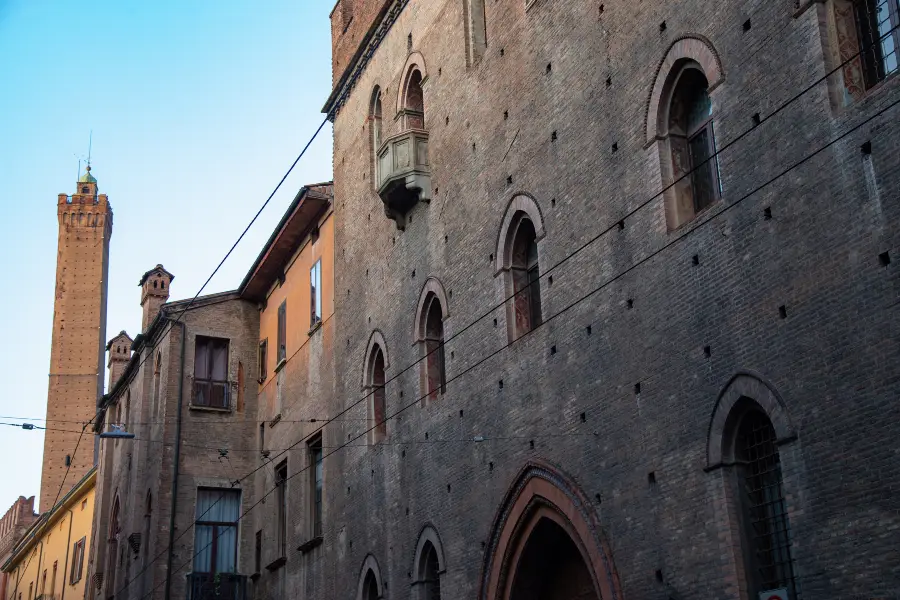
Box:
[164,320,186,600]
[60,508,74,600]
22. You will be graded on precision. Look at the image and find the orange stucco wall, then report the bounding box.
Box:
[257,209,334,416]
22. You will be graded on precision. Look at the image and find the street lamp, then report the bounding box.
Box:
[99,424,135,440]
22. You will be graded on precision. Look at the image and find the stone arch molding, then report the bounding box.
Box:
[413,277,450,344]
[412,523,447,580]
[477,460,622,600]
[361,329,390,390]
[493,192,546,276]
[644,35,725,147]
[356,554,385,600]
[396,51,429,116]
[706,371,797,468]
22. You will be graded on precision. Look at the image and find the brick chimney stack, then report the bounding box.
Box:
[139,265,174,332]
[106,331,133,391]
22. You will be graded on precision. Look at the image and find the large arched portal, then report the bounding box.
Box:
[509,517,598,600]
[479,462,621,600]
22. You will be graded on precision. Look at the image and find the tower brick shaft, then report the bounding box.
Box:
[40,166,112,512]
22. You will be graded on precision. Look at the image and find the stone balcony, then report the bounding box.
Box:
[376,129,431,230]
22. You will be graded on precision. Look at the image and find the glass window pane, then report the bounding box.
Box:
[194,340,209,379]
[215,526,237,573]
[193,525,213,573]
[689,127,718,211]
[211,341,228,381]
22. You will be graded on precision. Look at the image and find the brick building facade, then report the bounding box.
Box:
[87,266,260,600]
[42,166,112,513]
[316,1,900,599]
[0,498,38,600]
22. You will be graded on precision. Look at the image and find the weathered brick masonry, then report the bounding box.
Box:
[319,0,900,599]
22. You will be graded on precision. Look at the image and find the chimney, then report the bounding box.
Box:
[139,264,174,332]
[106,331,133,391]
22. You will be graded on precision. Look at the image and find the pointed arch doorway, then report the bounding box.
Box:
[478,462,621,600]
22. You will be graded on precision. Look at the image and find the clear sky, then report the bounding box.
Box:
[0,0,334,512]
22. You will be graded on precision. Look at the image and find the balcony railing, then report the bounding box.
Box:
[187,573,247,600]
[376,129,431,230]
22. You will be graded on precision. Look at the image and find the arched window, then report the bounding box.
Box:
[423,297,445,401]
[105,497,121,597]
[402,68,425,129]
[732,407,797,598]
[510,217,541,337]
[666,65,720,219]
[362,570,379,600]
[413,527,445,600]
[366,345,387,443]
[371,87,383,150]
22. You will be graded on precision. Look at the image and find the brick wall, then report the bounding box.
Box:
[323,0,900,599]
[41,184,112,513]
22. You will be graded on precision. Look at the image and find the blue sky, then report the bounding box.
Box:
[0,0,334,511]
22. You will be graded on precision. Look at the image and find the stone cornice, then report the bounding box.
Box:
[323,0,409,120]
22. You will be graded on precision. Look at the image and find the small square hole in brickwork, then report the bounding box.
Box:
[648,471,657,485]
[459,409,464,417]
[371,469,375,477]
[347,486,350,494]
[692,254,699,266]
[659,21,666,32]
[879,251,891,266]
[447,484,451,492]
[411,269,416,278]
[548,275,553,285]
[550,345,557,355]
[405,507,409,515]
[704,345,711,358]
[493,318,498,327]
[612,142,618,152]
[472,142,477,152]
[489,461,494,472]
[779,305,787,319]
[580,412,586,423]
[586,325,592,335]
[499,379,504,389]
[861,140,872,155]
[503,110,509,120]
[551,197,556,206]
[529,440,535,449]
[551,131,558,141]
[500,47,505,56]
[407,33,412,49]
[618,220,625,230]
[401,449,405,457]
[655,569,664,582]
[365,269,369,276]
[743,18,752,31]
[606,76,612,87]
[399,391,403,398]
[634,382,641,394]
[424,432,428,439]
[752,112,761,126]
[595,492,602,503]
[392,237,395,245]
[627,298,634,309]
[507,175,513,185]
[444,235,448,243]
[546,62,552,74]
[481,541,486,549]
[450,351,454,359]
[764,207,772,220]
[445,116,449,125]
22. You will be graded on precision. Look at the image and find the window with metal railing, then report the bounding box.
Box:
[736,411,798,599]
[856,0,900,88]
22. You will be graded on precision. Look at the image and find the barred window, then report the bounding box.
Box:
[736,411,797,598]
[855,0,900,89]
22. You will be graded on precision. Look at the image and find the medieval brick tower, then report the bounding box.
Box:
[40,165,112,512]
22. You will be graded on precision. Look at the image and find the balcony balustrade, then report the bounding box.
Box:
[187,573,247,600]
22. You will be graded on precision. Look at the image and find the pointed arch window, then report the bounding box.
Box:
[362,570,379,600]
[666,65,720,223]
[418,292,446,402]
[366,346,387,443]
[402,68,425,130]
[464,0,487,66]
[510,217,542,337]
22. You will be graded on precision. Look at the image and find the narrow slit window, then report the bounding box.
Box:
[310,259,322,328]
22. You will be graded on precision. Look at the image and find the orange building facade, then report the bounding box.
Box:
[238,183,336,592]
